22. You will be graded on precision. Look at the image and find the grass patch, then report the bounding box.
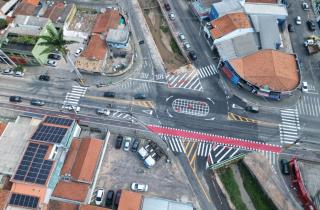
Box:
[218,167,248,210]
[170,38,182,56]
[238,162,278,210]
[160,25,169,33]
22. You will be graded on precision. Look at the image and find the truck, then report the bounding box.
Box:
[304,36,320,55]
[138,147,148,160]
[144,155,156,168]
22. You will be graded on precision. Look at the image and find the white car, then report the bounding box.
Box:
[64,105,80,112]
[296,16,302,25]
[178,32,186,42]
[183,42,191,51]
[302,2,309,10]
[304,39,314,47]
[2,68,14,75]
[14,71,24,77]
[169,13,175,20]
[75,47,84,57]
[302,81,308,93]
[96,108,110,116]
[46,60,57,67]
[123,136,132,151]
[95,188,104,206]
[131,182,148,192]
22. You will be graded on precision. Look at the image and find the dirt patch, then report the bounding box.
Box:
[138,0,186,71]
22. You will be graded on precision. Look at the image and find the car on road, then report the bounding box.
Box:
[296,16,302,25]
[138,40,145,45]
[307,20,316,31]
[164,3,171,11]
[9,96,22,103]
[131,182,148,192]
[188,51,197,61]
[46,60,57,67]
[14,71,24,77]
[115,135,123,149]
[114,190,121,207]
[105,190,114,207]
[64,105,80,112]
[30,99,45,106]
[48,53,61,60]
[134,93,146,99]
[288,24,294,32]
[183,42,191,51]
[95,188,104,206]
[75,47,83,57]
[39,75,50,81]
[169,12,175,20]
[123,136,132,151]
[96,108,110,116]
[103,91,115,97]
[280,159,290,175]
[2,68,14,75]
[178,32,186,42]
[302,81,308,93]
[302,2,309,10]
[245,105,259,113]
[131,138,140,152]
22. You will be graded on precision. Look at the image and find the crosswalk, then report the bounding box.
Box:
[279,108,300,144]
[197,64,218,79]
[62,86,87,108]
[166,71,203,91]
[111,111,132,120]
[196,142,212,157]
[297,95,320,117]
[259,151,277,166]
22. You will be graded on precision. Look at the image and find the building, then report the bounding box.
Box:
[141,197,193,210]
[209,0,243,20]
[92,9,121,35]
[0,15,55,65]
[43,2,77,29]
[190,0,214,21]
[11,1,37,17]
[118,190,142,210]
[106,27,129,48]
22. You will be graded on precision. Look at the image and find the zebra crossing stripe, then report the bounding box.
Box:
[217,148,232,163]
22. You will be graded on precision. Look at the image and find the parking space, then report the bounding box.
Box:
[94,132,196,208]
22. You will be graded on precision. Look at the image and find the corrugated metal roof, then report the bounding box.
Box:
[243,2,288,17]
[212,0,243,18]
[141,197,193,210]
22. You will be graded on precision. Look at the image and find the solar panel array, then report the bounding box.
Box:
[9,193,39,208]
[44,116,73,126]
[31,125,68,144]
[14,143,53,185]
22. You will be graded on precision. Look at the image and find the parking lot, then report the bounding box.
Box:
[94,131,197,207]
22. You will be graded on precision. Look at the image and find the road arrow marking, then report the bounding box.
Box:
[166,96,173,102]
[142,109,153,115]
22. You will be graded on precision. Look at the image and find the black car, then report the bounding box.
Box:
[103,91,115,98]
[30,99,45,106]
[39,75,50,81]
[288,24,294,32]
[138,40,145,45]
[105,190,114,207]
[164,3,171,11]
[134,93,146,100]
[48,53,61,60]
[307,20,316,31]
[115,135,123,149]
[114,190,121,208]
[131,139,140,152]
[188,51,197,61]
[280,159,290,175]
[9,96,22,102]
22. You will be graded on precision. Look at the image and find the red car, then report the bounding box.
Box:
[164,3,171,11]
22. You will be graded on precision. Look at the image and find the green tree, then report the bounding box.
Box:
[38,26,84,83]
[0,19,8,30]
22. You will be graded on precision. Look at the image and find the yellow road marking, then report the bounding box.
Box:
[190,149,197,166]
[184,140,191,150]
[227,112,277,127]
[187,142,196,158]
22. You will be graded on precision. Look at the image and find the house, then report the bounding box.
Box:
[11,1,37,17]
[118,190,142,210]
[0,15,55,65]
[43,2,77,29]
[190,0,215,21]
[106,27,129,48]
[209,0,243,20]
[92,9,121,35]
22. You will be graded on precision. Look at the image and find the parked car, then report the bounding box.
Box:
[304,39,314,47]
[2,68,13,75]
[169,12,175,20]
[46,60,57,67]
[113,63,126,71]
[114,190,121,207]
[14,71,24,77]
[188,51,197,61]
[95,188,104,206]
[30,99,45,106]
[103,91,115,97]
[296,16,302,25]
[123,136,132,151]
[178,32,186,42]
[134,93,146,99]
[105,190,114,207]
[245,105,259,113]
[183,42,191,51]
[164,3,171,11]
[48,53,61,60]
[138,40,145,45]
[64,105,80,112]
[307,20,316,31]
[75,47,83,56]
[302,81,308,93]
[96,108,110,116]
[288,24,294,32]
[115,135,123,149]
[302,2,309,10]
[131,138,140,152]
[9,96,22,102]
[131,182,148,192]
[39,75,50,81]
[280,159,290,175]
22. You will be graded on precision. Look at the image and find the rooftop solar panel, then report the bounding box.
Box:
[31,125,68,144]
[9,193,39,208]
[44,116,73,126]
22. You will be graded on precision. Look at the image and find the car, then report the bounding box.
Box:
[245,105,259,113]
[113,63,126,71]
[30,99,45,106]
[288,24,294,32]
[134,93,146,99]
[96,108,110,116]
[14,71,24,77]
[304,39,314,47]
[139,40,145,45]
[9,96,22,102]
[131,138,140,152]
[169,12,175,20]
[131,182,148,192]
[302,2,309,10]
[280,159,290,175]
[105,190,114,207]
[64,105,80,112]
[302,81,308,93]
[115,135,123,149]
[39,75,50,81]
[164,3,171,11]
[123,136,132,151]
[188,51,197,61]
[114,190,121,207]
[46,60,57,67]
[48,53,61,60]
[178,32,186,42]
[296,16,302,25]
[183,42,191,51]
[103,91,115,97]
[307,20,316,31]
[75,47,83,56]
[95,188,104,206]
[2,68,13,75]
[205,22,213,29]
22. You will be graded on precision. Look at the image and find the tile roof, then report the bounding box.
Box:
[52,181,89,202]
[80,204,112,210]
[92,10,121,34]
[210,12,251,39]
[118,190,142,210]
[0,190,10,210]
[81,34,107,60]
[61,137,103,183]
[22,0,40,6]
[12,2,37,17]
[48,200,79,210]
[0,122,6,136]
[229,49,299,91]
[43,3,74,24]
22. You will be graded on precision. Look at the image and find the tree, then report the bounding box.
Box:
[38,26,84,84]
[0,19,8,30]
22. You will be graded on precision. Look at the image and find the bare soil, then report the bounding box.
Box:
[138,0,186,71]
